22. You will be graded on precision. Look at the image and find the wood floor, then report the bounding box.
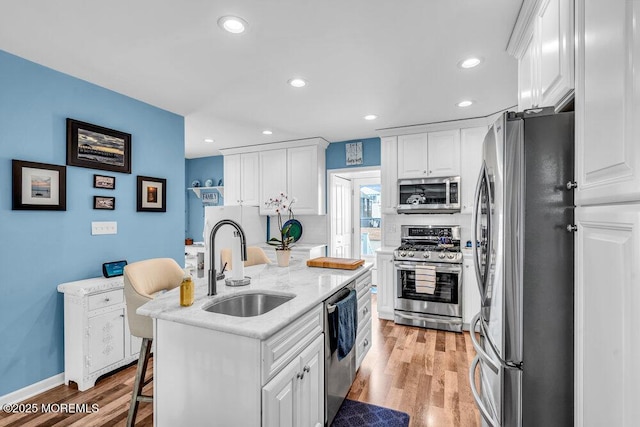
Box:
[0,294,479,427]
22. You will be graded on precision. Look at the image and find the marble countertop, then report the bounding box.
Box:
[138,259,372,340]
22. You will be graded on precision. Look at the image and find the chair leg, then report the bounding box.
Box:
[127,337,153,427]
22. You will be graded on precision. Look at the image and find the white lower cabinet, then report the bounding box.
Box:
[575,204,640,427]
[375,250,395,320]
[355,271,372,370]
[57,277,139,391]
[462,254,480,330]
[263,334,324,427]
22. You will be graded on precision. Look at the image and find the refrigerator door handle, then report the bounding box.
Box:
[471,162,492,300]
[469,313,500,374]
[469,355,500,427]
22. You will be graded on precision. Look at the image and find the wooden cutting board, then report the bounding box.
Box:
[306,257,365,270]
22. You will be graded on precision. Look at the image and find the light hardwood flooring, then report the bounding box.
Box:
[0,294,479,427]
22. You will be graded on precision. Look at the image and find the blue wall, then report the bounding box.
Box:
[0,50,185,396]
[326,137,381,169]
[185,156,224,241]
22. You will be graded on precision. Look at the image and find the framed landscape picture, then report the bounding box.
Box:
[12,160,66,210]
[94,174,116,189]
[94,196,115,210]
[67,118,131,174]
[137,175,166,212]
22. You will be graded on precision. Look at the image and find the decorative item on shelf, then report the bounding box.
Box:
[191,180,200,188]
[218,178,223,186]
[264,192,297,267]
[185,238,194,245]
[204,179,214,187]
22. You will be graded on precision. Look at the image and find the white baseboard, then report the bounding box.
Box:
[0,373,64,405]
[377,308,394,321]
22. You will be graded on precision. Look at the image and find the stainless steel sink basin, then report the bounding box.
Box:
[203,292,294,317]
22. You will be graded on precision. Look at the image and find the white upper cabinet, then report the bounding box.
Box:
[380,136,398,214]
[287,145,324,215]
[223,153,259,206]
[259,149,287,215]
[575,0,640,205]
[460,127,487,214]
[397,130,460,179]
[509,0,575,111]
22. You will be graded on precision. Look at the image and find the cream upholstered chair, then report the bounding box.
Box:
[123,258,183,427]
[220,246,271,270]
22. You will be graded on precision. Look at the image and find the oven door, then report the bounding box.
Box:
[394,261,462,318]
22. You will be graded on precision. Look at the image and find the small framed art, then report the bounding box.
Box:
[137,175,166,212]
[12,160,66,211]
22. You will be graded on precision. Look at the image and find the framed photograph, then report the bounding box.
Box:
[94,196,115,210]
[94,174,116,189]
[346,141,363,165]
[67,118,131,174]
[12,160,66,211]
[137,175,166,212]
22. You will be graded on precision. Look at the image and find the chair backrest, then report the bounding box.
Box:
[123,258,184,339]
[220,246,272,270]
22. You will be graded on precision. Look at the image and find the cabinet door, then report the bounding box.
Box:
[575,0,640,205]
[288,145,320,214]
[240,152,260,206]
[538,0,574,108]
[397,133,428,178]
[87,309,126,374]
[575,204,640,427]
[262,356,299,427]
[260,149,288,215]
[375,251,395,320]
[460,127,487,214]
[427,129,460,177]
[297,335,324,427]
[223,154,241,206]
[518,31,537,111]
[462,257,480,328]
[381,136,398,214]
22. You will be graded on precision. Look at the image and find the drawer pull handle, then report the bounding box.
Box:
[303,365,310,373]
[363,307,369,315]
[363,339,369,347]
[297,371,304,380]
[105,297,110,302]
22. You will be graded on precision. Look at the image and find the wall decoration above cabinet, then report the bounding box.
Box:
[66,118,131,174]
[12,159,67,211]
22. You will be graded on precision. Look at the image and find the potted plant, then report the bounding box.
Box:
[265,193,296,266]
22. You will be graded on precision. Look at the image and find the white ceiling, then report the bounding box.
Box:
[0,0,522,158]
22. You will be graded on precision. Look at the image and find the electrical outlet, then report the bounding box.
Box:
[92,221,117,235]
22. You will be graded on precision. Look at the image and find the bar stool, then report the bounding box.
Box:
[220,246,272,269]
[123,258,183,427]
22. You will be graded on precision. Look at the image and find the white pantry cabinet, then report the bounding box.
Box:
[575,204,640,427]
[509,0,574,111]
[57,277,140,391]
[574,0,640,205]
[460,127,487,214]
[223,152,260,206]
[397,130,460,179]
[262,334,324,427]
[375,249,395,321]
[380,136,398,214]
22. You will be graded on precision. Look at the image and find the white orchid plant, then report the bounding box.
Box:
[265,192,296,250]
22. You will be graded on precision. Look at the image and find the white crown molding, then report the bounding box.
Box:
[507,0,544,58]
[218,137,329,156]
[0,373,64,405]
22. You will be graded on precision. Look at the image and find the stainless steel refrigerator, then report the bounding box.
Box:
[469,108,574,426]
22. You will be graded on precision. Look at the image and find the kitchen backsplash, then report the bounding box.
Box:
[382,213,473,248]
[268,214,328,245]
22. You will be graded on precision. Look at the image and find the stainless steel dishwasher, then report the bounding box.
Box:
[324,281,357,425]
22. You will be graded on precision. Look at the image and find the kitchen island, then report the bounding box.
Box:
[138,259,372,427]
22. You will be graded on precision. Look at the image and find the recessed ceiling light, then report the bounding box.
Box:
[364,115,378,121]
[262,130,273,135]
[288,78,307,88]
[457,100,474,108]
[218,16,248,34]
[204,138,214,143]
[458,57,483,69]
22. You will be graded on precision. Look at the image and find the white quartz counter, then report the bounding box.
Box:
[138,259,372,340]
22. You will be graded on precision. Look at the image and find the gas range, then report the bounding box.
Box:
[394,225,462,263]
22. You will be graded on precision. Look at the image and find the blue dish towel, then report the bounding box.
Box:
[336,289,357,361]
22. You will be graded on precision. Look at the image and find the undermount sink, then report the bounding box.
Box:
[203,292,294,317]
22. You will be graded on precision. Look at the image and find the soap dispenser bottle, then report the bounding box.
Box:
[180,270,194,307]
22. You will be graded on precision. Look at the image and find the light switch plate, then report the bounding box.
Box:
[92,221,117,235]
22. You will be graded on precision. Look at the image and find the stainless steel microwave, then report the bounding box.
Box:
[397,176,461,213]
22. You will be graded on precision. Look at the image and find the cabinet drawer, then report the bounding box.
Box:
[262,305,323,385]
[356,323,372,370]
[355,271,371,299]
[88,289,123,311]
[357,290,372,334]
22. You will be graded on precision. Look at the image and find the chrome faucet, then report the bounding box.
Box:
[208,219,247,296]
